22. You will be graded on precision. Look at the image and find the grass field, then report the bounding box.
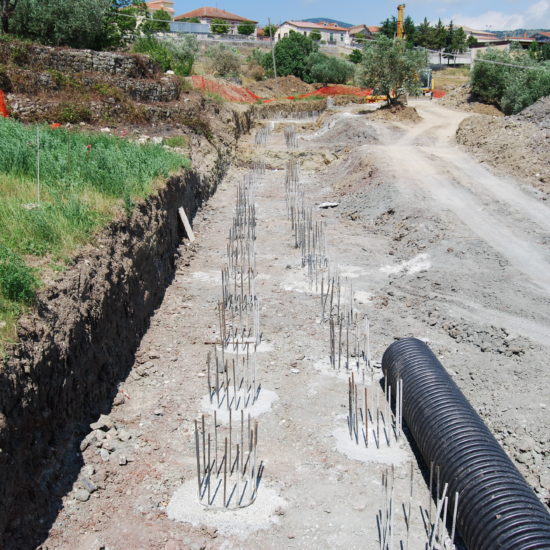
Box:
[0,118,189,351]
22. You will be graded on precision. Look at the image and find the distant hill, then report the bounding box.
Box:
[492,28,550,38]
[302,17,353,28]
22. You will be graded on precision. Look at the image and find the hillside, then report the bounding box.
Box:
[302,17,353,28]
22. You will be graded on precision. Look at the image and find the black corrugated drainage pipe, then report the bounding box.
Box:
[382,337,550,550]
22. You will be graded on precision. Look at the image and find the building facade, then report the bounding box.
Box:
[276,21,351,45]
[174,7,257,36]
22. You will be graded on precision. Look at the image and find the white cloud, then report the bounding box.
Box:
[452,0,550,30]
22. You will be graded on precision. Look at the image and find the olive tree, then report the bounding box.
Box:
[11,0,112,49]
[206,43,241,77]
[356,35,428,105]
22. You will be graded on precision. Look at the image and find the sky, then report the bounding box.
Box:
[171,0,550,30]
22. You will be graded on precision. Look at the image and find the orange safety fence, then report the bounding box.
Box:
[189,77,448,104]
[299,85,374,98]
[0,90,8,117]
[191,75,260,104]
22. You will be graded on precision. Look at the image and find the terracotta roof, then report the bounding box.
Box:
[146,1,175,14]
[285,20,349,32]
[349,24,366,33]
[174,7,257,23]
[532,31,550,37]
[367,26,380,32]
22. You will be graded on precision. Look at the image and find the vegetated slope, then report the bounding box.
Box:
[0,118,187,346]
[456,96,550,194]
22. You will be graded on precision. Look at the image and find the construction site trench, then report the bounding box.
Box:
[10,99,550,549]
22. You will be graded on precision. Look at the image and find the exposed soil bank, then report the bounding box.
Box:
[0,107,252,548]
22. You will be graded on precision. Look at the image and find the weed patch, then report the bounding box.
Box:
[0,117,189,347]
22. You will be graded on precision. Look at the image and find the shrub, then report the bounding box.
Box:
[142,9,171,34]
[0,247,38,304]
[500,62,550,114]
[132,35,172,71]
[307,54,354,85]
[237,21,255,36]
[164,35,199,76]
[55,103,93,124]
[471,48,550,114]
[164,135,187,148]
[309,30,321,42]
[205,43,241,77]
[348,49,363,64]
[210,18,229,35]
[470,48,511,105]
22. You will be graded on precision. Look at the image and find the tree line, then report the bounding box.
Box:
[373,16,476,54]
[0,0,173,50]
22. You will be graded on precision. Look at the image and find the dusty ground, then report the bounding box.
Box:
[438,84,503,116]
[247,76,315,99]
[456,95,550,194]
[39,99,550,550]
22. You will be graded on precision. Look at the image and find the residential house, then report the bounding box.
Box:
[531,31,550,43]
[146,1,175,17]
[459,26,499,44]
[276,21,351,45]
[174,7,257,36]
[349,24,379,40]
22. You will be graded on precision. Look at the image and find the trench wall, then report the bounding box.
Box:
[0,110,252,546]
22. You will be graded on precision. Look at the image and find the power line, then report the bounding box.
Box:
[472,56,550,72]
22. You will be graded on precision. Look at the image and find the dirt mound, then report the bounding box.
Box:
[304,112,379,146]
[369,103,421,123]
[514,95,550,129]
[456,114,550,194]
[439,84,503,116]
[247,76,314,99]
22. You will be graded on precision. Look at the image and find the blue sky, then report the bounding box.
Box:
[171,0,550,30]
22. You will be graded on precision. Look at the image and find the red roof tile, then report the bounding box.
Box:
[175,6,256,23]
[285,20,349,32]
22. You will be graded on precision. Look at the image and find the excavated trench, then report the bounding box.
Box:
[0,99,327,549]
[0,167,223,547]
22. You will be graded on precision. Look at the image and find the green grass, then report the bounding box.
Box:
[164,135,188,148]
[0,117,189,352]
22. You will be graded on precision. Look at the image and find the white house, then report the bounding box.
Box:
[276,21,351,45]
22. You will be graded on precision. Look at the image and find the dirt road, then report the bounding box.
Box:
[41,100,550,550]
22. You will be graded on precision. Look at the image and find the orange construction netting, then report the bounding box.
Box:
[299,85,374,98]
[191,76,260,104]
[190,77,446,104]
[0,91,8,117]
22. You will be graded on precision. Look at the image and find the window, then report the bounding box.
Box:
[304,31,307,36]
[330,32,334,42]
[340,33,344,41]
